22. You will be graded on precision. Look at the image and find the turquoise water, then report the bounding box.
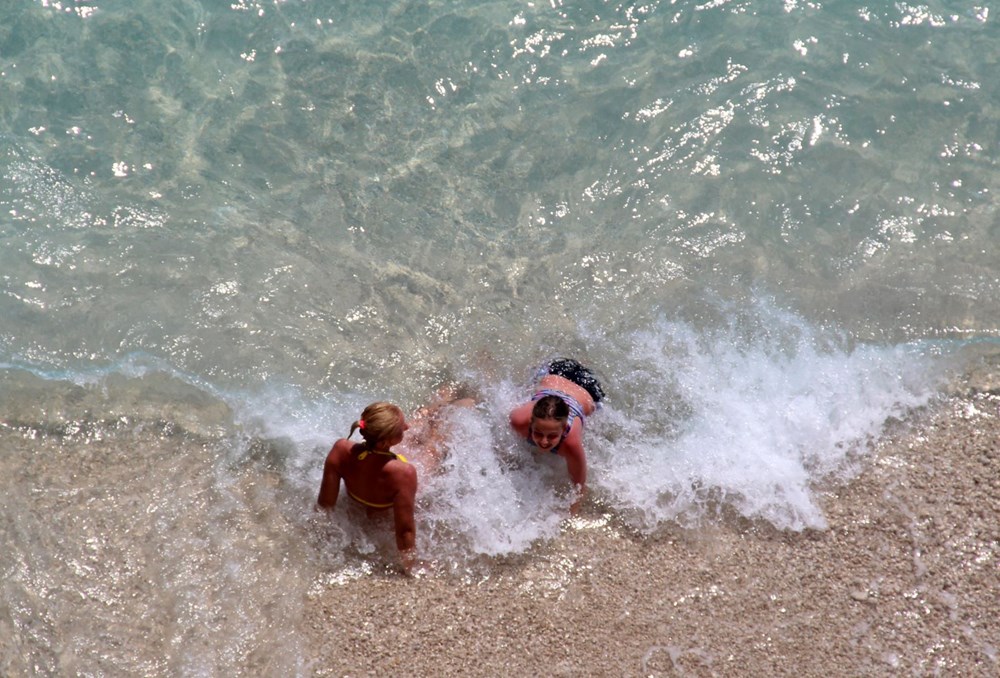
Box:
[2,0,999,674]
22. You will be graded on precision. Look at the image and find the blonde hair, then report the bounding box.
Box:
[349,401,405,448]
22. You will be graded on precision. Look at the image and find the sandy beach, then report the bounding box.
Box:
[303,392,999,677]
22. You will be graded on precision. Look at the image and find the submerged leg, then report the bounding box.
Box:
[405,389,476,474]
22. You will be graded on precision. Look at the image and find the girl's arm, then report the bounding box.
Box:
[389,462,418,572]
[559,427,587,514]
[316,440,349,509]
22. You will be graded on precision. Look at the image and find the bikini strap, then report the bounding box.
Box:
[356,448,407,463]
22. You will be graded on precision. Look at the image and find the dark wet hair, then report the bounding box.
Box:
[531,395,569,421]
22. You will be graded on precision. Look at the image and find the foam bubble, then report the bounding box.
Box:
[416,406,565,558]
[589,299,941,531]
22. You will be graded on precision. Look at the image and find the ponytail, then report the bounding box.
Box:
[348,402,404,447]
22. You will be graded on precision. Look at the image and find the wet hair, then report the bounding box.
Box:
[531,395,569,422]
[349,401,405,448]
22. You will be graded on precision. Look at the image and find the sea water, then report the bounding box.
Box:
[2,0,998,674]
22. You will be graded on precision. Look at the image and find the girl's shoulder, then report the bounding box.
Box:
[509,401,534,426]
[330,438,361,459]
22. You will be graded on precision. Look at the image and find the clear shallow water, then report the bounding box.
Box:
[2,0,999,674]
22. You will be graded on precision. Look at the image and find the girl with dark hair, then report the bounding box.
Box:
[508,358,604,512]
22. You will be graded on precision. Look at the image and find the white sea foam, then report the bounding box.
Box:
[3,0,998,673]
[0,292,945,574]
[588,300,941,531]
[200,305,940,569]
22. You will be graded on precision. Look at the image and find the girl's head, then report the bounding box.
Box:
[350,402,408,448]
[530,395,568,451]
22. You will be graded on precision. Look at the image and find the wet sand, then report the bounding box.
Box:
[303,393,1000,677]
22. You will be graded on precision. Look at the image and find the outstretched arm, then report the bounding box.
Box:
[559,432,587,514]
[316,442,346,510]
[562,440,587,488]
[390,463,418,572]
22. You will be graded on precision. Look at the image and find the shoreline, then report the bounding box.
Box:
[303,393,1000,676]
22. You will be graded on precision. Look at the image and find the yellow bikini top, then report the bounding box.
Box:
[347,448,409,509]
[356,448,408,463]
